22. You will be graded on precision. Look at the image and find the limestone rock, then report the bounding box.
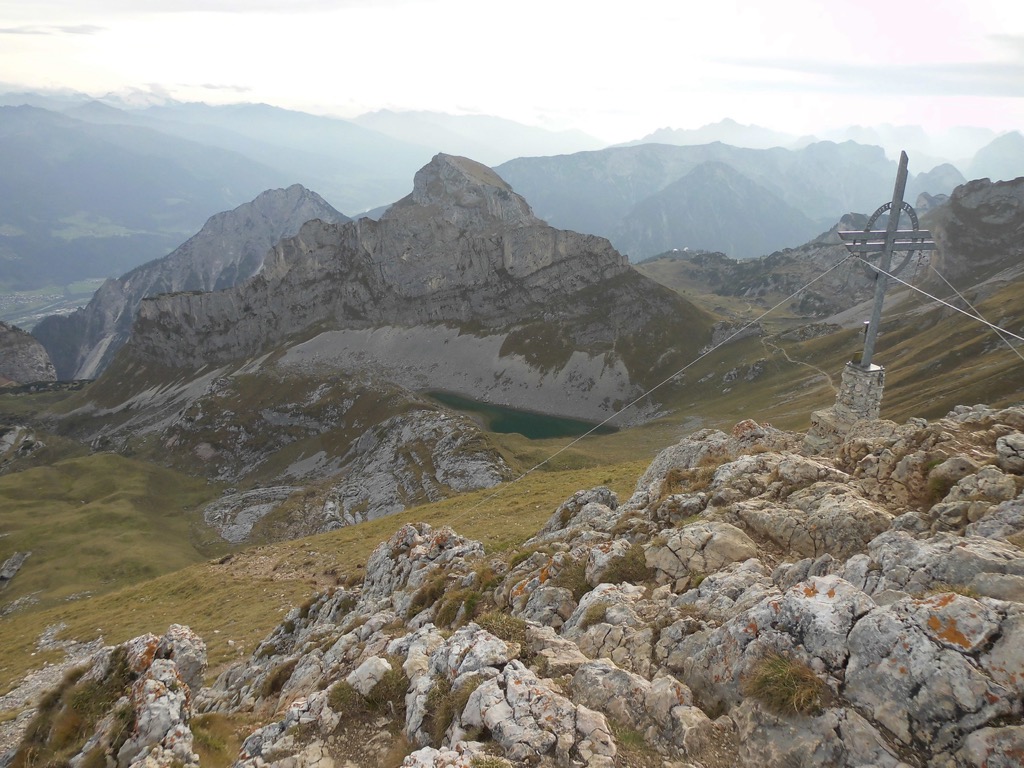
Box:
[728,483,892,559]
[347,656,394,696]
[462,661,616,765]
[666,575,872,712]
[956,725,1024,767]
[124,154,699,427]
[845,593,1023,755]
[840,530,1024,598]
[571,660,711,755]
[966,493,1024,540]
[996,432,1024,474]
[0,321,55,384]
[536,487,620,539]
[362,523,484,617]
[202,486,299,543]
[645,521,758,590]
[527,625,591,677]
[732,700,905,768]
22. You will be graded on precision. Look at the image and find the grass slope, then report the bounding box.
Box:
[0,453,222,610]
[0,459,645,695]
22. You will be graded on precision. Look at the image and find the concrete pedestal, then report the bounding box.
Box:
[804,363,885,454]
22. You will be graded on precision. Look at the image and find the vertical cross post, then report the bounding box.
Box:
[860,150,910,368]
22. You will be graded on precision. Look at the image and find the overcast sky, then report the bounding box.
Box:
[1,0,1022,142]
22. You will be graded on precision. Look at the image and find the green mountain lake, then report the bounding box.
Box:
[426,391,618,439]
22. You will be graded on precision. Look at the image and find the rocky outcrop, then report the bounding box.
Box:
[0,322,55,384]
[0,425,45,473]
[13,403,1024,767]
[6,625,206,768]
[32,184,348,380]
[58,361,509,543]
[0,552,29,589]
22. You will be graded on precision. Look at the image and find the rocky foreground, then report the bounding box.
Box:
[5,404,1024,767]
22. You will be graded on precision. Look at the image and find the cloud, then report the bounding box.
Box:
[14,0,427,13]
[196,83,253,93]
[723,57,1024,98]
[54,24,105,34]
[0,23,104,35]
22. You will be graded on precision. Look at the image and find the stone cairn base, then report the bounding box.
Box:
[804,362,885,454]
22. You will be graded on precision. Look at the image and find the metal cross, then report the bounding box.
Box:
[838,151,937,369]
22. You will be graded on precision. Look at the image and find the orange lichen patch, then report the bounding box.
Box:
[803,584,819,597]
[538,564,551,584]
[985,692,1001,704]
[926,614,972,648]
[899,666,907,675]
[929,593,958,608]
[826,588,836,598]
[746,621,759,636]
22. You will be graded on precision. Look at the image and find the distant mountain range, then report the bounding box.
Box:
[627,118,1012,171]
[0,105,286,291]
[1,91,1020,298]
[496,140,969,260]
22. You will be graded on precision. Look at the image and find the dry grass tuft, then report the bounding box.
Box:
[741,652,827,716]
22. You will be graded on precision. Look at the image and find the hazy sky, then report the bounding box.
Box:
[1,0,1022,142]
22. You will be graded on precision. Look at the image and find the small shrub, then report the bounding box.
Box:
[435,589,484,628]
[364,659,410,718]
[424,677,453,746]
[297,595,317,620]
[741,652,827,716]
[601,543,654,585]
[259,658,299,699]
[381,734,416,767]
[328,681,363,714]
[578,602,609,631]
[470,756,512,768]
[551,560,591,601]
[79,745,107,768]
[407,570,447,618]
[474,565,501,592]
[922,582,980,599]
[190,713,238,768]
[11,647,136,768]
[926,474,958,505]
[609,720,661,763]
[476,611,528,649]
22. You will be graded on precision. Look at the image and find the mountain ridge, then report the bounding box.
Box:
[32,184,348,380]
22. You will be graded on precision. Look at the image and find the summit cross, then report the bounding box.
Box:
[838,150,937,368]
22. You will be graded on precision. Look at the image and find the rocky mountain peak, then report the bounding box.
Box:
[0,321,55,385]
[389,152,539,230]
[32,184,348,380]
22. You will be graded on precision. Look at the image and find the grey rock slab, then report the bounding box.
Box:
[845,593,1022,754]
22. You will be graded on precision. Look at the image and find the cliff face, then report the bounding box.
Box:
[32,184,348,379]
[125,154,707,418]
[0,322,55,384]
[928,176,1024,285]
